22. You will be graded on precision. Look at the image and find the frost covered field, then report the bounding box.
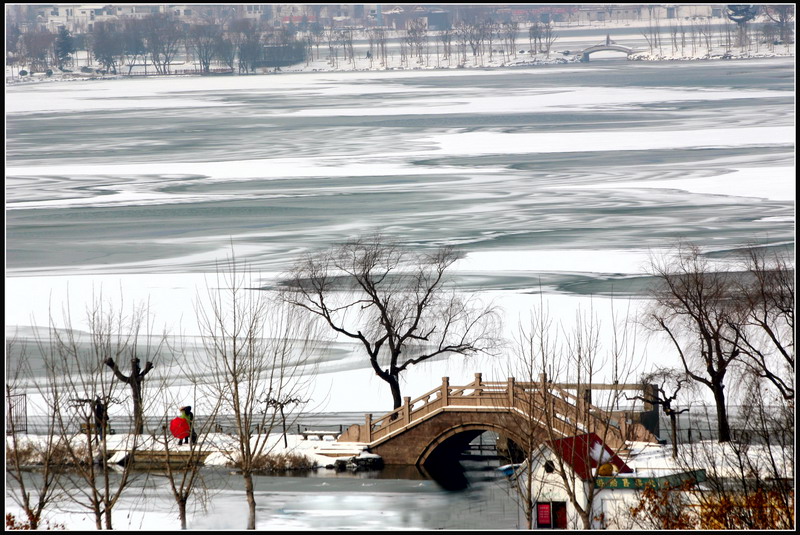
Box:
[5,57,795,416]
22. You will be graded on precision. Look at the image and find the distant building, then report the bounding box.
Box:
[382,5,451,31]
[6,4,725,35]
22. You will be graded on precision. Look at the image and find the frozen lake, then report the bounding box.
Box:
[6,459,520,530]
[5,58,795,410]
[4,56,795,530]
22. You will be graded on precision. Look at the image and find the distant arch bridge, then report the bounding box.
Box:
[580,35,638,61]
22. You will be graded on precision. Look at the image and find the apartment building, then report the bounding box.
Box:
[7,4,728,34]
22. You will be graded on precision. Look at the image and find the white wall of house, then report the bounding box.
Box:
[522,446,648,529]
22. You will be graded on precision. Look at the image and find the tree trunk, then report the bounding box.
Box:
[578,508,592,529]
[388,374,402,411]
[244,472,256,529]
[132,383,144,434]
[712,381,731,442]
[524,469,534,529]
[179,497,187,530]
[670,413,679,459]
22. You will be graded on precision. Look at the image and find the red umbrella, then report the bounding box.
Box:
[170,416,190,439]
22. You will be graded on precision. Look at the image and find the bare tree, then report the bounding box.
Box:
[120,18,148,75]
[336,28,355,68]
[325,24,339,68]
[763,4,795,44]
[502,21,519,60]
[627,367,692,459]
[484,19,498,62]
[152,336,223,531]
[697,19,713,56]
[35,294,159,529]
[407,18,428,64]
[5,334,64,529]
[541,22,558,58]
[647,243,741,442]
[18,27,55,72]
[670,373,794,529]
[506,297,650,529]
[196,250,318,530]
[669,23,679,55]
[398,29,408,68]
[227,18,261,74]
[439,28,452,63]
[282,233,500,411]
[142,13,183,74]
[366,28,376,68]
[215,35,236,71]
[725,246,794,400]
[103,299,163,435]
[641,6,663,55]
[455,21,483,64]
[374,27,388,67]
[187,22,222,73]
[529,22,542,55]
[91,21,123,73]
[309,21,324,61]
[504,298,558,529]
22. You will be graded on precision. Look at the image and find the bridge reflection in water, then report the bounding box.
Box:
[339,373,660,490]
[419,431,506,491]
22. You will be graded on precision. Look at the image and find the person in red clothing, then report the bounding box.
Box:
[178,405,197,445]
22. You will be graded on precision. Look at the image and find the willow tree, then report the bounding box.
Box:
[282,233,500,410]
[647,243,741,443]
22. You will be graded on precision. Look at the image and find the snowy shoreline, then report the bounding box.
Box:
[6,16,795,87]
[7,429,790,482]
[6,48,795,87]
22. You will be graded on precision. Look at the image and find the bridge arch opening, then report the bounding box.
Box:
[585,50,629,60]
[418,423,532,466]
[416,423,537,489]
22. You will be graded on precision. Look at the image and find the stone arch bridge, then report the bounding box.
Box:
[338,374,660,468]
[579,35,637,61]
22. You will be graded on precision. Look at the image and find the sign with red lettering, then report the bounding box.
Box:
[537,503,551,527]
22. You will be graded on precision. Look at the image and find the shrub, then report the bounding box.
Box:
[6,512,66,530]
[6,438,85,467]
[46,69,53,77]
[19,70,27,76]
[236,451,315,472]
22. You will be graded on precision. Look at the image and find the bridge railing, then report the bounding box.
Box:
[515,379,660,447]
[345,374,655,447]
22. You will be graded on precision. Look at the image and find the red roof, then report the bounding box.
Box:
[546,433,632,480]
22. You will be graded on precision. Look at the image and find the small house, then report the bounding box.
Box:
[514,432,705,529]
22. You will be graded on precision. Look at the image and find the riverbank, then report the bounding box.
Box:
[6,18,794,86]
[6,430,374,471]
